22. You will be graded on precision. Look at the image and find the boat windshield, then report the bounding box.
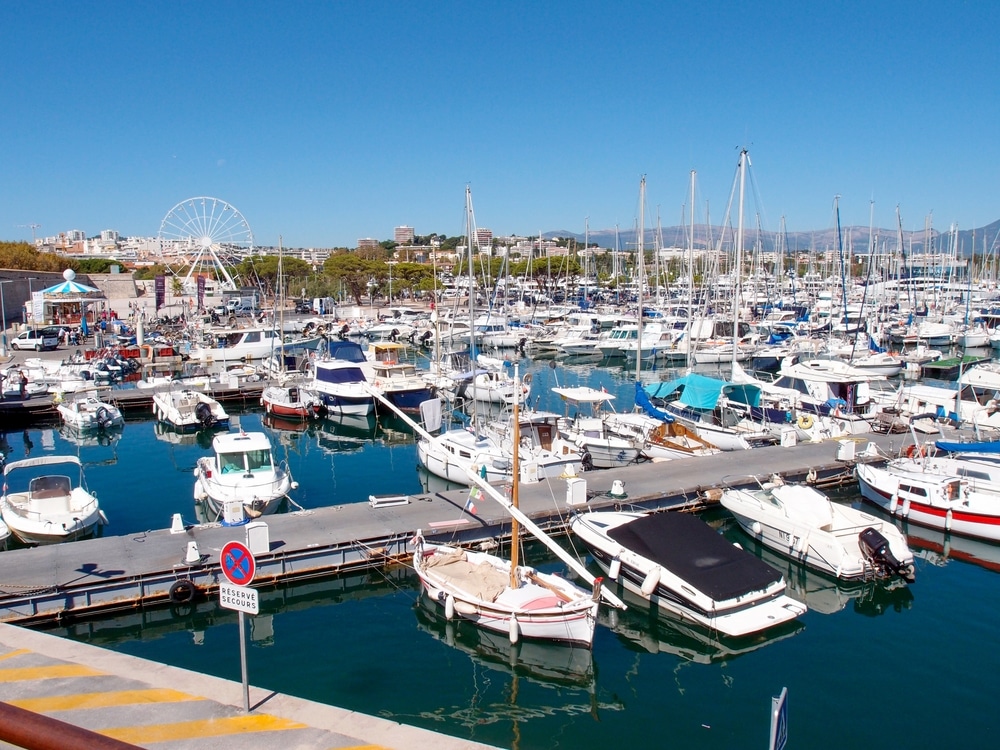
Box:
[219,449,272,473]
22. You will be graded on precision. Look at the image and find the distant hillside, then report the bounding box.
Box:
[546,220,1000,256]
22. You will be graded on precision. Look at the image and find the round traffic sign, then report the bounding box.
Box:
[220,540,256,586]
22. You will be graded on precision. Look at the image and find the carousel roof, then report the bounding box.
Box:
[40,270,104,299]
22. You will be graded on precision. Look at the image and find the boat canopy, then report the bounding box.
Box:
[644,373,761,410]
[935,440,1000,454]
[552,386,615,405]
[326,341,367,363]
[607,512,782,601]
[4,455,84,475]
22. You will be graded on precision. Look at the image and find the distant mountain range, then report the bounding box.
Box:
[545,219,1000,255]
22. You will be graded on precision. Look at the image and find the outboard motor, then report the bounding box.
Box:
[419,330,433,346]
[389,328,400,342]
[194,401,215,428]
[859,527,914,582]
[339,324,350,340]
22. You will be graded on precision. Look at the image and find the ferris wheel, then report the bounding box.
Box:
[158,196,254,291]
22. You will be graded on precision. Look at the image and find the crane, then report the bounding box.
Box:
[17,223,41,242]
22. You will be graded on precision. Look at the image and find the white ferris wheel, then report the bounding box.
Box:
[157,196,254,291]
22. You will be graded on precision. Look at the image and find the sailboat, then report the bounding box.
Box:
[411,368,605,646]
[261,236,322,420]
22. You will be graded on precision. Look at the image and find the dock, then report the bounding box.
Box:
[0,622,498,750]
[0,433,900,625]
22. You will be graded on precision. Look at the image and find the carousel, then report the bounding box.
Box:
[38,269,106,332]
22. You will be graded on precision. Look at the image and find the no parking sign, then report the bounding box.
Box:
[221,540,256,586]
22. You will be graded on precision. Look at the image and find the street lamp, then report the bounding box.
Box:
[0,280,13,357]
[387,261,398,304]
[26,277,36,325]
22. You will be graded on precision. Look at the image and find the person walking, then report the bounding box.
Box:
[18,370,28,400]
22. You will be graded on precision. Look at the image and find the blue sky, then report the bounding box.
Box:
[3,1,998,249]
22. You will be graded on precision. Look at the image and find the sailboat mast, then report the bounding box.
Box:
[636,175,646,382]
[509,366,520,587]
[465,186,480,413]
[687,170,696,365]
[732,151,747,373]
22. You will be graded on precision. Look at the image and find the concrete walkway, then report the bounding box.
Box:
[0,624,496,750]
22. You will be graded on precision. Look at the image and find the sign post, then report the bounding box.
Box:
[220,541,256,712]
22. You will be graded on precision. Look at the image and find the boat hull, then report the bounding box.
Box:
[413,542,597,646]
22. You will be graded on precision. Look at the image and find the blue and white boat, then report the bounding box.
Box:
[311,340,375,416]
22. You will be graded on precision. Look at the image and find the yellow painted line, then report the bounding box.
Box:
[102,714,309,744]
[10,688,201,712]
[0,649,31,661]
[0,664,103,681]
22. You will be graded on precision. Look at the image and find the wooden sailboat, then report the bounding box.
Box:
[411,368,609,646]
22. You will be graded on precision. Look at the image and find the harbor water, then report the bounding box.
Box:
[9,354,999,749]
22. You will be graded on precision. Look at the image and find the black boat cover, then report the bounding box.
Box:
[607,512,782,602]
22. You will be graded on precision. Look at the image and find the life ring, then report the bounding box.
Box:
[796,414,814,430]
[168,578,197,605]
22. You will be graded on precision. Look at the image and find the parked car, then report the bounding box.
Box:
[294,301,312,314]
[10,328,60,351]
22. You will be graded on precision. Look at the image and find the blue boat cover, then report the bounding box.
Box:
[644,373,761,410]
[935,440,1000,454]
[634,381,674,423]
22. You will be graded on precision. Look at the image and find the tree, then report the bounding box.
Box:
[0,241,75,271]
[323,252,381,305]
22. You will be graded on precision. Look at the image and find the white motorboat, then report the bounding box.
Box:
[193,430,297,522]
[189,325,321,362]
[417,408,582,486]
[721,480,916,582]
[857,460,1000,542]
[570,510,807,638]
[56,393,124,431]
[309,340,375,416]
[152,389,230,431]
[260,380,321,420]
[1,456,107,545]
[551,386,642,469]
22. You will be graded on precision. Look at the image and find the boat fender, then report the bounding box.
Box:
[508,613,520,645]
[640,566,661,597]
[608,557,621,580]
[945,508,953,532]
[889,493,899,514]
[796,414,814,430]
[168,579,197,605]
[751,520,762,535]
[444,593,455,620]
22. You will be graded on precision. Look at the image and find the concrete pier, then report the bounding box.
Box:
[0,623,497,749]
